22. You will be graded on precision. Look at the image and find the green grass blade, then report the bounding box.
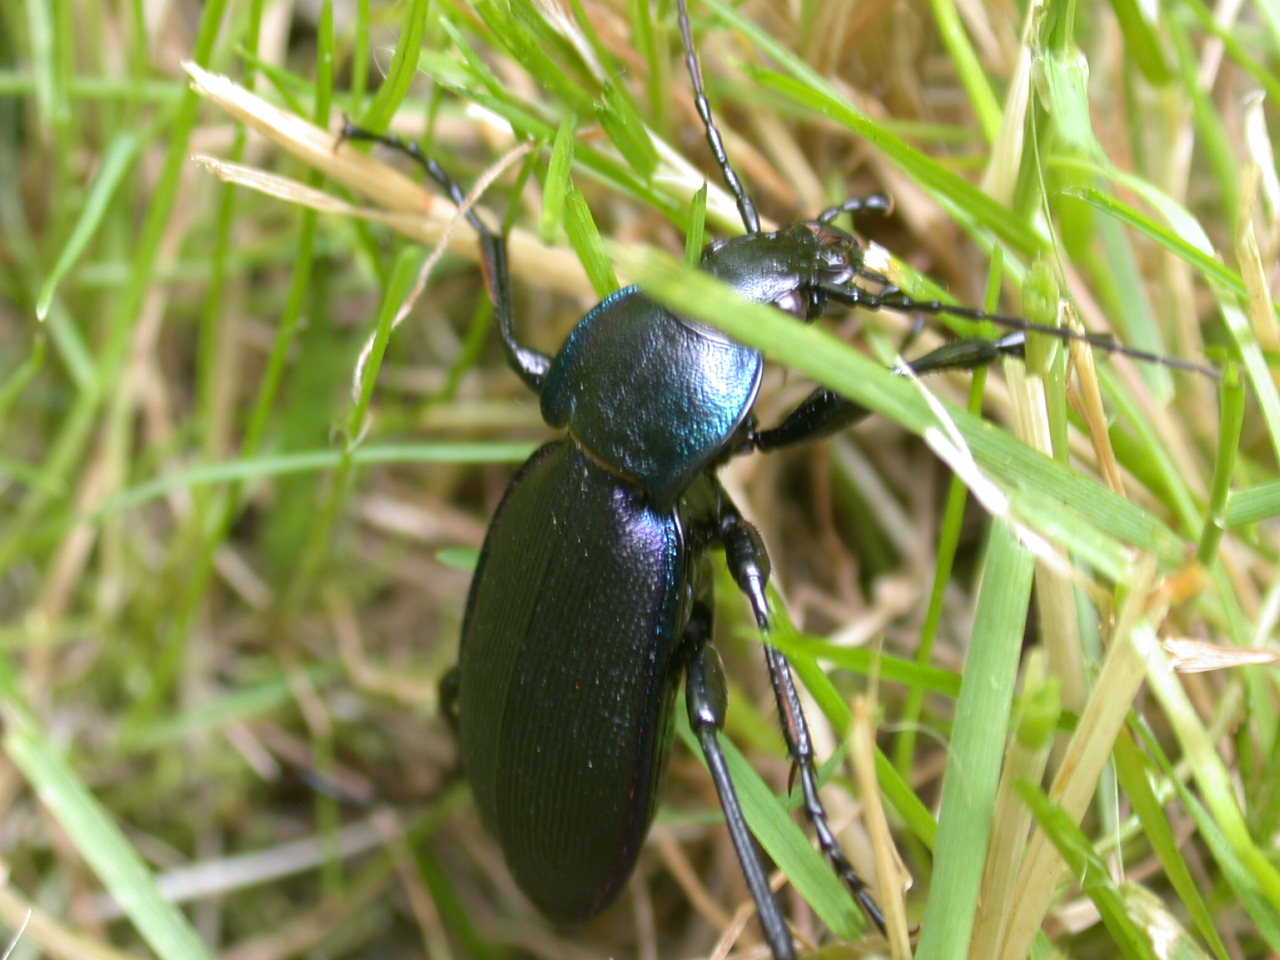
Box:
[1114,729,1231,960]
[358,0,428,130]
[613,242,1191,563]
[1223,482,1280,528]
[1137,625,1280,910]
[36,133,142,319]
[565,183,619,297]
[3,700,216,960]
[915,522,1034,959]
[1016,781,1160,960]
[1198,366,1246,561]
[675,709,864,938]
[540,114,577,242]
[92,442,536,517]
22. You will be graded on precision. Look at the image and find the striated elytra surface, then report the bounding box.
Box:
[458,441,692,920]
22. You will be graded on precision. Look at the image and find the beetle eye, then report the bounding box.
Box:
[819,255,855,286]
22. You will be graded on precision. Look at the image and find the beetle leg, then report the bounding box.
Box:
[748,333,1026,453]
[715,492,888,935]
[761,643,887,936]
[820,280,1217,375]
[855,270,897,290]
[816,194,892,226]
[684,601,797,960]
[337,124,553,391]
[438,666,461,735]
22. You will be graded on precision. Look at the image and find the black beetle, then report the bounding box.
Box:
[343,1,1201,955]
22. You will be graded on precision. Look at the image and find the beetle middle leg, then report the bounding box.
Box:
[712,483,889,935]
[749,333,1028,453]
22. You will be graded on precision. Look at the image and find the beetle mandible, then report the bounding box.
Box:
[340,1,1156,955]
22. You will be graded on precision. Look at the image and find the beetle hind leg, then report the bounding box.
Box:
[683,598,797,960]
[438,666,461,734]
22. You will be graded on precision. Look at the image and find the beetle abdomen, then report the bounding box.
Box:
[458,442,689,920]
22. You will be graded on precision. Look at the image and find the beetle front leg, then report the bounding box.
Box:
[683,599,797,960]
[337,124,553,392]
[716,490,888,936]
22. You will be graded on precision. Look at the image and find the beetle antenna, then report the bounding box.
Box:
[676,0,760,235]
[821,281,1220,379]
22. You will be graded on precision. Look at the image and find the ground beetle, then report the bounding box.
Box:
[344,2,1205,955]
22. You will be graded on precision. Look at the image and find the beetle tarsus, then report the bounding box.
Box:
[817,193,893,225]
[763,644,890,935]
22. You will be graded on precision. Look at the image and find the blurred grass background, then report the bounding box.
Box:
[1,0,1278,958]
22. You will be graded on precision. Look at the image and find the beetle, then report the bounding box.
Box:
[342,2,1207,956]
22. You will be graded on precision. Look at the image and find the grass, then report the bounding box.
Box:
[0,0,1276,959]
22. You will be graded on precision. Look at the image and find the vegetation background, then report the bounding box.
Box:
[0,0,1276,958]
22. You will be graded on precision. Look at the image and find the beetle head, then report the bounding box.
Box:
[699,220,867,322]
[787,220,864,319]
